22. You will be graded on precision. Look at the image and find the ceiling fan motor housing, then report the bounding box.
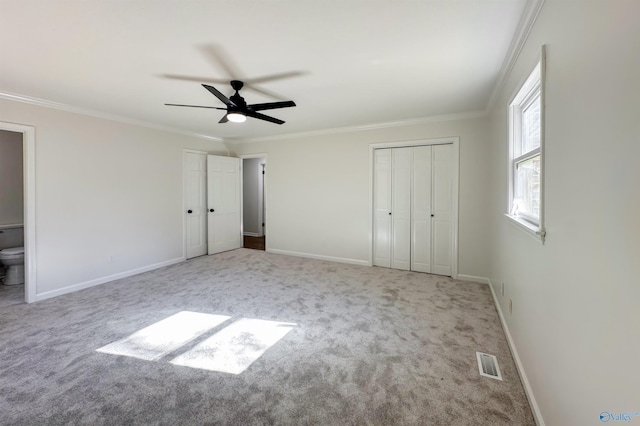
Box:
[230,93,247,109]
[230,80,244,91]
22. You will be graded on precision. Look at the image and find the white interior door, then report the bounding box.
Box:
[185,152,207,259]
[411,146,432,273]
[207,155,242,255]
[391,148,411,270]
[431,144,453,276]
[373,149,392,267]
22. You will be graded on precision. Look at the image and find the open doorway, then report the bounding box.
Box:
[0,122,36,304]
[242,156,266,251]
[0,130,24,306]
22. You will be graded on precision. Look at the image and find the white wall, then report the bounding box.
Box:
[488,1,640,424]
[242,157,262,236]
[230,116,491,277]
[0,98,227,299]
[0,129,24,225]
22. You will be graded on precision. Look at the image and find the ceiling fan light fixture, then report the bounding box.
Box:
[227,112,246,123]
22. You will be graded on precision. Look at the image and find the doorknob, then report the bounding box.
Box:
[388,212,392,215]
[187,210,193,214]
[431,214,434,217]
[209,209,215,212]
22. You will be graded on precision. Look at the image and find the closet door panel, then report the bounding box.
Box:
[431,144,453,276]
[373,149,392,267]
[391,148,411,271]
[411,146,432,273]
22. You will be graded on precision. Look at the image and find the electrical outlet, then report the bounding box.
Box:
[509,299,513,315]
[109,255,116,263]
[501,282,505,297]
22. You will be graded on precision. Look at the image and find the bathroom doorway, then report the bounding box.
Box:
[0,130,24,306]
[241,155,266,251]
[0,122,36,304]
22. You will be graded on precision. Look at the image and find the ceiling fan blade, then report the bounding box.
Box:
[246,71,307,85]
[242,85,290,101]
[165,103,226,110]
[219,114,229,123]
[245,111,285,125]
[164,73,292,101]
[199,44,243,81]
[248,101,296,111]
[202,84,235,107]
[200,45,297,100]
[161,74,229,85]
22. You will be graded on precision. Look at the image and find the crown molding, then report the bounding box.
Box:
[0,91,223,142]
[1,92,489,146]
[485,0,545,112]
[228,110,487,144]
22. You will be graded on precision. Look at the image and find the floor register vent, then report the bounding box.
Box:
[476,352,503,380]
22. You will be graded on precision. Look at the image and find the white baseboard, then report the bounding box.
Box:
[243,232,261,237]
[266,248,370,267]
[457,274,490,284]
[35,257,185,302]
[487,279,545,426]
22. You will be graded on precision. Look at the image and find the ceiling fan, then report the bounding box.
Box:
[165,80,296,125]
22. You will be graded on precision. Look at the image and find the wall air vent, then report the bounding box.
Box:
[476,352,503,380]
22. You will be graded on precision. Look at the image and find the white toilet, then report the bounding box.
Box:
[0,246,24,285]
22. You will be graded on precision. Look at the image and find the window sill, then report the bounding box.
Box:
[504,214,546,244]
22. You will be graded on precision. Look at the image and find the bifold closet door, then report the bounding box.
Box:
[373,144,453,276]
[373,149,392,267]
[411,146,432,273]
[391,148,411,270]
[373,148,411,270]
[430,144,453,276]
[207,155,242,255]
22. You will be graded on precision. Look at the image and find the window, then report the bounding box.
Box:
[508,51,545,241]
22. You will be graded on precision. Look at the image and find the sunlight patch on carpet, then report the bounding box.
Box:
[170,318,296,374]
[96,311,231,361]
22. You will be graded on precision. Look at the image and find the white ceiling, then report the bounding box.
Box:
[0,0,528,142]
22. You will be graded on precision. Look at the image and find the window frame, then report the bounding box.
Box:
[506,46,546,243]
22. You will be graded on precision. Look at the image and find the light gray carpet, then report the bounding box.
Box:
[0,249,535,425]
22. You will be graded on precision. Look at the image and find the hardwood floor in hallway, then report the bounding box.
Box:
[243,235,265,251]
